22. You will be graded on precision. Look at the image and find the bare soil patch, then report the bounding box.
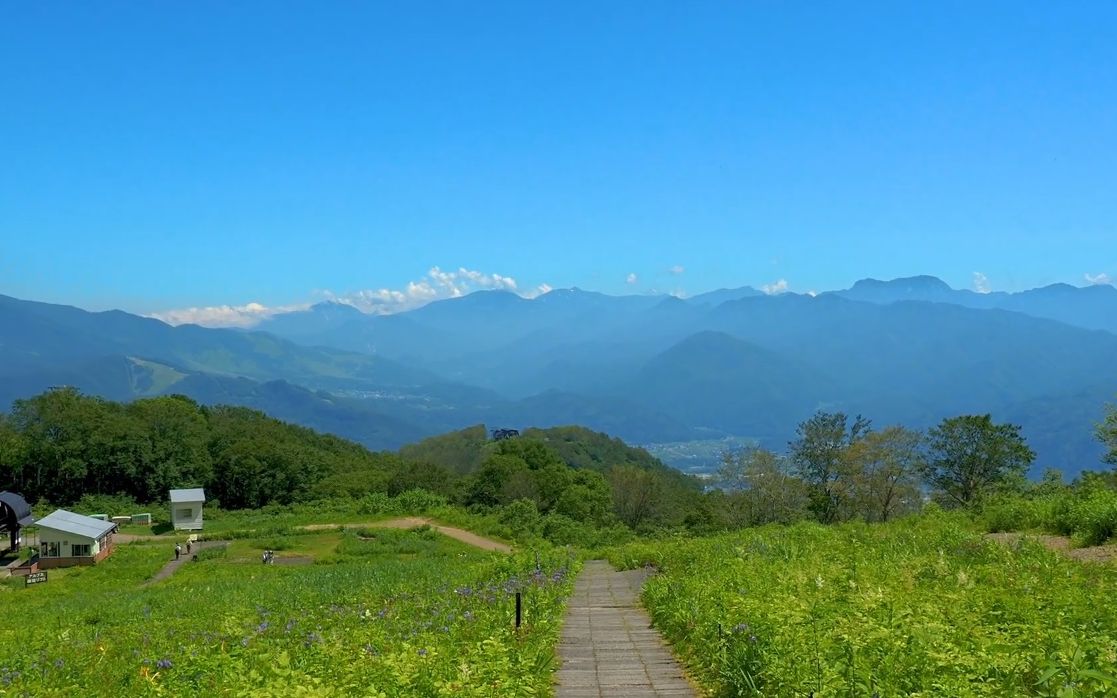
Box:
[986,532,1117,564]
[300,518,512,553]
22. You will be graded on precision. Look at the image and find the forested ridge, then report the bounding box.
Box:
[3,387,1116,548]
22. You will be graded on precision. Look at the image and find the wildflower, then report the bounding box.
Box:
[304,632,320,647]
[256,621,270,634]
[156,659,173,670]
[731,623,750,634]
[285,619,297,633]
[418,648,428,657]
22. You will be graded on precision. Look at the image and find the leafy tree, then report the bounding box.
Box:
[922,415,1035,506]
[788,411,872,522]
[838,426,924,522]
[1099,403,1117,466]
[554,470,613,525]
[609,464,668,531]
[716,447,811,527]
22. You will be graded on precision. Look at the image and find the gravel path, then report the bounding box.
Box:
[555,560,695,697]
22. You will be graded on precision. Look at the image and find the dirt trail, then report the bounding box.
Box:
[145,541,227,585]
[986,532,1117,564]
[118,517,511,553]
[300,517,513,553]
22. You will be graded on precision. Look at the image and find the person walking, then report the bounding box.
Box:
[186,540,192,555]
[174,544,181,560]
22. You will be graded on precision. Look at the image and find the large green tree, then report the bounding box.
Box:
[788,411,872,522]
[922,415,1034,506]
[838,426,924,522]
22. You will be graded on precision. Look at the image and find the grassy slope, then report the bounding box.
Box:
[608,513,1117,697]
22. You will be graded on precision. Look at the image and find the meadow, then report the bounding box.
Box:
[607,510,1117,697]
[1,529,575,697]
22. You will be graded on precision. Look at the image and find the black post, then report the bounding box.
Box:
[515,591,522,629]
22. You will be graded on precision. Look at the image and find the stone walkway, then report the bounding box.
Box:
[555,560,695,697]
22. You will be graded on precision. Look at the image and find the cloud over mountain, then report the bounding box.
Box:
[149,266,543,328]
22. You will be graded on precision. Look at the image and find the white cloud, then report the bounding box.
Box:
[626,273,638,285]
[761,279,789,295]
[325,266,523,313]
[669,265,685,275]
[972,272,991,294]
[151,266,544,328]
[149,301,310,328]
[1085,272,1113,286]
[524,283,553,299]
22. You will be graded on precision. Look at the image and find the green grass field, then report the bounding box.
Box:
[608,511,1117,697]
[1,530,575,697]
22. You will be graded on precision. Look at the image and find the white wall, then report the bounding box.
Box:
[37,528,100,557]
[171,501,204,530]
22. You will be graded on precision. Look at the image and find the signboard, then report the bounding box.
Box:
[25,571,47,586]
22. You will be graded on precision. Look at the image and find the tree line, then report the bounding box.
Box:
[0,390,699,537]
[700,408,1112,531]
[2,388,1114,543]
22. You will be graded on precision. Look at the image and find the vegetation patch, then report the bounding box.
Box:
[608,513,1117,697]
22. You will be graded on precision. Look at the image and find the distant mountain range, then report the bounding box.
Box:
[2,275,1115,477]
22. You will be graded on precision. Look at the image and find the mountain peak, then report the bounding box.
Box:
[850,275,952,292]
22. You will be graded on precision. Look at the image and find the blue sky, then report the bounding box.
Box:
[1,2,1115,324]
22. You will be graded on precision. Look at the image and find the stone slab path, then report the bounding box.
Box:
[555,560,695,697]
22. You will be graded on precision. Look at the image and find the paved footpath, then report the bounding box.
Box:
[555,560,696,697]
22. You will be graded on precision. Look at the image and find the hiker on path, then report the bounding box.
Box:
[174,544,181,560]
[186,541,192,555]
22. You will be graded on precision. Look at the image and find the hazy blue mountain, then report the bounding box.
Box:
[830,276,1117,333]
[616,331,834,441]
[0,294,439,391]
[4,282,1117,479]
[686,286,765,306]
[253,301,367,341]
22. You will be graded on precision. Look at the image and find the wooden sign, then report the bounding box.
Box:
[25,571,47,586]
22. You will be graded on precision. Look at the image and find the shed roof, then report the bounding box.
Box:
[35,509,117,539]
[169,488,206,503]
[0,491,34,527]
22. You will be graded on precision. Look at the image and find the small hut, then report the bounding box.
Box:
[34,509,117,568]
[0,491,34,553]
[169,488,206,530]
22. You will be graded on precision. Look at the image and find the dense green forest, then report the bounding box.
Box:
[2,388,1116,547]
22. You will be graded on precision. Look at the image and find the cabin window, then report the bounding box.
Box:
[177,508,193,519]
[72,543,91,557]
[43,542,60,557]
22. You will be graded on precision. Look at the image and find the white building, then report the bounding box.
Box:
[169,488,206,530]
[35,509,117,569]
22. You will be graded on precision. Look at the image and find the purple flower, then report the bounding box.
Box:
[417,648,428,657]
[156,659,173,670]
